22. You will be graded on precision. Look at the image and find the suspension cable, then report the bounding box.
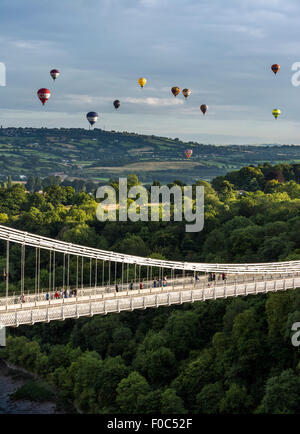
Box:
[21,243,25,297]
[6,240,9,305]
[67,253,70,290]
[81,256,84,289]
[38,247,40,297]
[108,260,111,291]
[53,250,55,291]
[89,257,92,288]
[35,247,38,296]
[63,253,65,290]
[76,256,79,290]
[102,260,104,289]
[49,250,52,293]
[95,259,97,289]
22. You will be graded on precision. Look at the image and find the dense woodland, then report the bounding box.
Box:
[1,163,300,413]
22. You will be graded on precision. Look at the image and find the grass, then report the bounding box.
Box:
[89,161,204,172]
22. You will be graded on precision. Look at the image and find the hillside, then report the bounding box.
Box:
[0,127,299,184]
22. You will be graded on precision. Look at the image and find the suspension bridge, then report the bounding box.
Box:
[0,225,299,327]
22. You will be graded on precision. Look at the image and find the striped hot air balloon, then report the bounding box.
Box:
[272,109,281,119]
[185,149,193,159]
[37,88,51,105]
[50,69,60,81]
[86,112,99,127]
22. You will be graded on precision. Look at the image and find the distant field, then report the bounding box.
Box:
[90,161,203,172]
[0,128,299,184]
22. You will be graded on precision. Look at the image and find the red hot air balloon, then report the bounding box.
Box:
[185,149,193,159]
[50,69,60,81]
[200,104,208,115]
[271,64,280,75]
[37,88,51,105]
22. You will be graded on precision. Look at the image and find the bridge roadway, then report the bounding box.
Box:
[0,274,299,327]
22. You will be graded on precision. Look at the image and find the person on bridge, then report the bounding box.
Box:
[163,279,167,287]
[21,293,25,303]
[46,292,49,301]
[55,290,59,299]
[153,279,157,288]
[139,281,143,290]
[115,284,119,292]
[129,282,133,290]
[195,273,200,282]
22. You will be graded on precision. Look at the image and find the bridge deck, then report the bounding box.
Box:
[0,276,299,327]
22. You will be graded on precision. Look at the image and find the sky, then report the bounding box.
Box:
[1,0,300,144]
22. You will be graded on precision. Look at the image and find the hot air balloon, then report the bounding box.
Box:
[50,69,60,81]
[113,100,120,110]
[37,88,51,106]
[182,88,191,99]
[138,78,147,88]
[185,149,193,159]
[171,87,180,97]
[86,112,99,127]
[272,109,281,119]
[200,104,208,115]
[271,64,280,75]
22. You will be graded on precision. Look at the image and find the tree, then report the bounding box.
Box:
[7,175,12,188]
[161,389,187,414]
[116,371,151,414]
[164,310,199,359]
[257,369,300,414]
[95,356,129,409]
[219,384,253,414]
[26,176,35,193]
[34,176,42,192]
[172,349,216,408]
[196,382,224,414]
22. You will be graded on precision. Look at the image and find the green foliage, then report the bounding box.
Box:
[116,371,151,414]
[11,380,55,403]
[2,163,300,414]
[257,369,300,414]
[219,384,253,414]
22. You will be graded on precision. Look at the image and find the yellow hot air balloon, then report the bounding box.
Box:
[272,109,281,119]
[138,77,147,88]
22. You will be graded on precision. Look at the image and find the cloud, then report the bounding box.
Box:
[123,97,184,106]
